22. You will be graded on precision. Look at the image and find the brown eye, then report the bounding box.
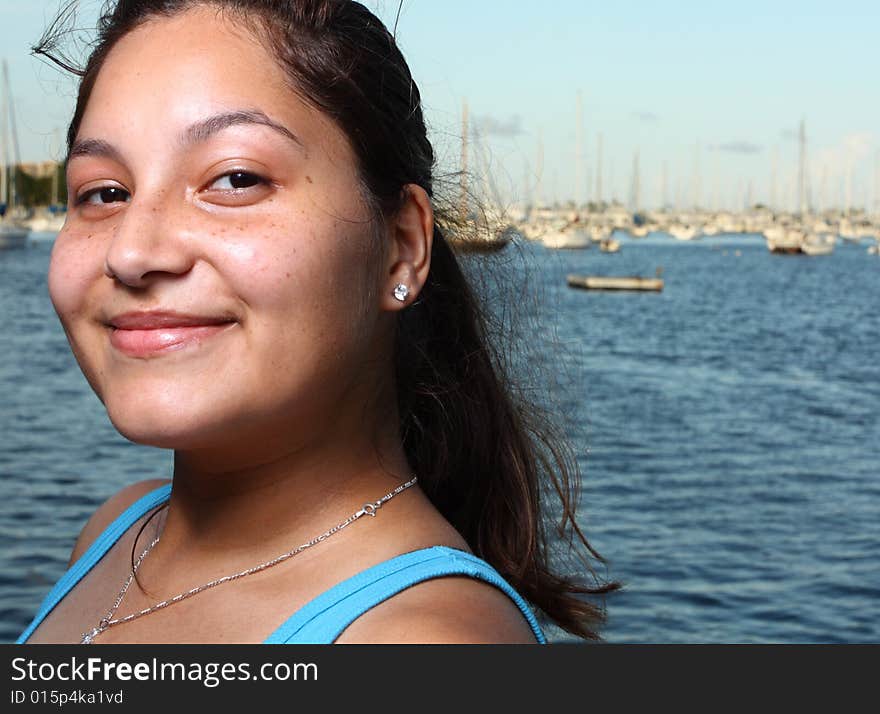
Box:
[78,186,131,205]
[209,172,266,190]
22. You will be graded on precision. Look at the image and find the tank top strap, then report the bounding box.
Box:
[16,483,172,644]
[263,545,547,644]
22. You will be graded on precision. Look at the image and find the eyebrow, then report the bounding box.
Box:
[67,109,303,162]
[67,138,124,163]
[180,109,303,148]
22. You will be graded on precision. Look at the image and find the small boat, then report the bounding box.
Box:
[542,223,591,249]
[567,274,663,292]
[599,237,620,253]
[800,233,835,256]
[700,223,720,237]
[668,224,699,241]
[765,226,805,254]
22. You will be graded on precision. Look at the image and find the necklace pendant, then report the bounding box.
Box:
[81,627,101,645]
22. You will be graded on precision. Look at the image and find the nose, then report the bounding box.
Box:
[104,198,196,287]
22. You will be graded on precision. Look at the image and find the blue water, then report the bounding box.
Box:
[1,232,878,643]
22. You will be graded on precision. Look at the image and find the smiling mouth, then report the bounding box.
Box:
[107,312,237,358]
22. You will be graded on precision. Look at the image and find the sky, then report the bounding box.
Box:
[1,0,878,211]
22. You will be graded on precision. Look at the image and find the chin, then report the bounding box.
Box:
[103,394,228,451]
[109,412,212,450]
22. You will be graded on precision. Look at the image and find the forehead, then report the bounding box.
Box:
[78,6,350,161]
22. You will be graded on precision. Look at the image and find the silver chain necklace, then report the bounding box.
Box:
[81,476,418,644]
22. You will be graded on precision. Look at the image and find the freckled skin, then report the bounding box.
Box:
[49,9,390,454]
[28,7,542,649]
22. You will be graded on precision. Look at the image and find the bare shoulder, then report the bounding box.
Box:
[336,575,541,644]
[68,478,171,566]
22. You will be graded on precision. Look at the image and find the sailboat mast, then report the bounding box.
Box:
[535,129,544,209]
[874,149,880,217]
[595,132,603,206]
[473,122,503,220]
[575,91,584,210]
[0,61,7,210]
[770,147,778,211]
[661,160,669,210]
[459,99,469,223]
[2,60,22,211]
[797,118,808,216]
[710,152,719,211]
[0,126,6,211]
[629,149,640,213]
[51,128,61,206]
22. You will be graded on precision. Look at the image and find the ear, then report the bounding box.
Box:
[381,184,433,312]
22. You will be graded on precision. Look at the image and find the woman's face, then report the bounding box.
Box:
[49,8,390,451]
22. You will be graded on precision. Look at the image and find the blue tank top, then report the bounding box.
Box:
[16,484,546,644]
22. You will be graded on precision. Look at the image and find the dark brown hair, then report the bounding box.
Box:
[36,0,619,640]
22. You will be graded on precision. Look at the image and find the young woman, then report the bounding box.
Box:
[17,0,617,644]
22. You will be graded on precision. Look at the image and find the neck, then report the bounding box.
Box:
[157,389,412,559]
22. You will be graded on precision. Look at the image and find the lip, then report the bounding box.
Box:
[107,311,236,358]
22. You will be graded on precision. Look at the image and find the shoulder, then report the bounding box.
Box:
[68,478,171,566]
[336,575,541,644]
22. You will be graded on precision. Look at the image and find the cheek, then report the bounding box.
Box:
[226,217,379,350]
[47,232,104,321]
[220,234,297,311]
[223,213,372,303]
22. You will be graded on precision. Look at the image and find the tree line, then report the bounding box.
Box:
[2,165,67,208]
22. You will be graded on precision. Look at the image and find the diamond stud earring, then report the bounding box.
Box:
[393,284,409,302]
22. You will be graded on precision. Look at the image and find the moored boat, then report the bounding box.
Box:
[764,226,804,254]
[599,237,621,253]
[542,224,591,249]
[800,232,835,256]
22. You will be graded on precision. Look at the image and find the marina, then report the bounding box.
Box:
[450,97,880,261]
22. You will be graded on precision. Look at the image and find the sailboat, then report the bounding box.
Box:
[800,232,835,256]
[0,59,29,249]
[542,92,598,250]
[765,119,832,255]
[446,100,511,255]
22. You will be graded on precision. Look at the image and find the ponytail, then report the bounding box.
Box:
[396,223,620,640]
